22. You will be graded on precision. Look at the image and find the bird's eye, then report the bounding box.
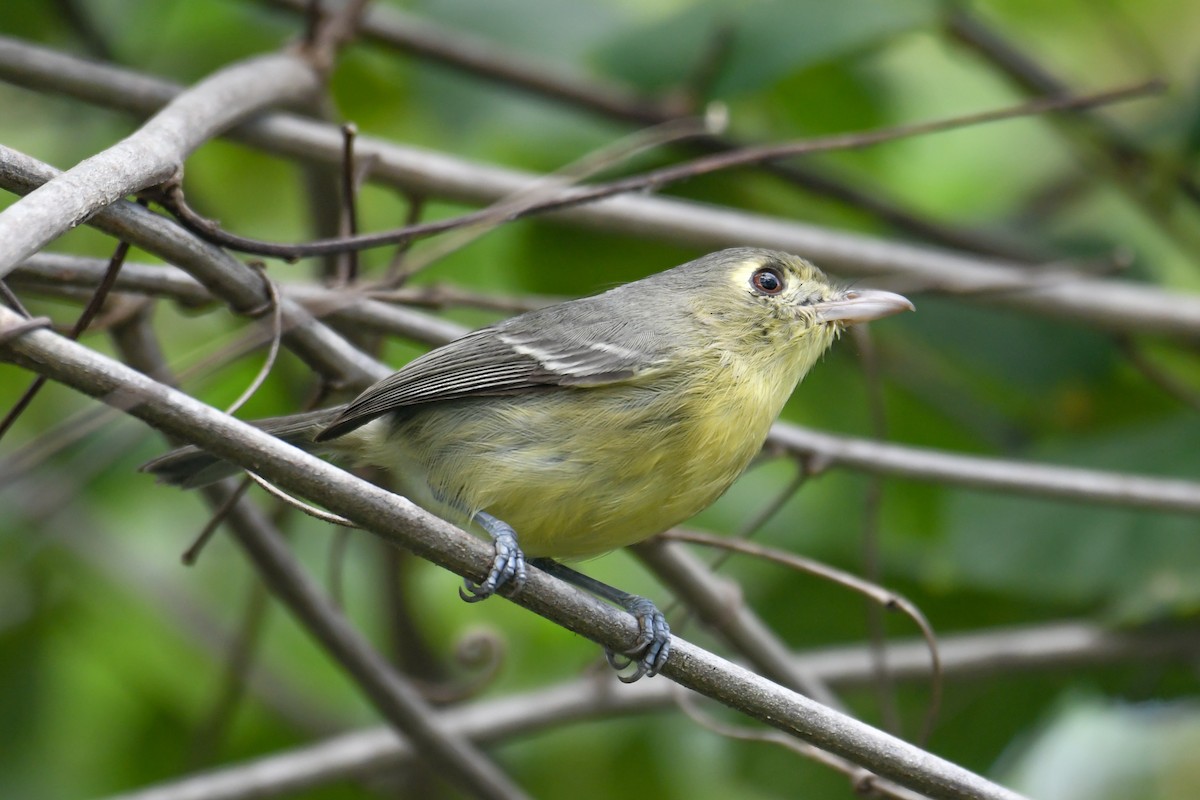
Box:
[750,267,784,296]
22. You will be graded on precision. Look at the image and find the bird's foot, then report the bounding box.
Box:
[460,511,528,602]
[604,595,671,683]
[529,558,672,683]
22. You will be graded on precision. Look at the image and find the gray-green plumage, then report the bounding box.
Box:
[143,248,912,679]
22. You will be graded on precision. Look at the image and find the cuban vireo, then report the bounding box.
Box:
[144,247,912,680]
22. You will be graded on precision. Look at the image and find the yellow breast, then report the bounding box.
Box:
[329,254,848,560]
[358,348,800,558]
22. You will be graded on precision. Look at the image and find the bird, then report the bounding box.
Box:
[144,247,913,680]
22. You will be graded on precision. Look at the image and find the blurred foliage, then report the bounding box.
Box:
[593,0,936,97]
[1001,696,1200,800]
[2,0,1200,798]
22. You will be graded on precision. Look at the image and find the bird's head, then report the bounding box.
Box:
[672,248,913,356]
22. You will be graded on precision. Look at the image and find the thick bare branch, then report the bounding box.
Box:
[771,423,1200,515]
[0,49,321,279]
[0,146,388,386]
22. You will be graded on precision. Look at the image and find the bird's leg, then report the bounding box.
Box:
[459,511,528,602]
[530,558,670,682]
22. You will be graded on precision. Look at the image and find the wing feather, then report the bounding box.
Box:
[316,316,666,441]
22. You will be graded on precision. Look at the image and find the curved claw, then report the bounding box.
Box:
[610,595,671,683]
[459,579,491,603]
[604,649,632,671]
[460,513,527,603]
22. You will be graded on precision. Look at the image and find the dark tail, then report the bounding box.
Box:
[140,407,343,489]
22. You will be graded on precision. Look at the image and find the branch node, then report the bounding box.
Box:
[237,262,280,320]
[0,316,52,345]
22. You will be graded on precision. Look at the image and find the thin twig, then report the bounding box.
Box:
[156,79,1164,260]
[0,279,33,317]
[336,123,360,284]
[245,471,357,527]
[703,458,808,576]
[160,111,721,264]
[0,219,136,441]
[946,5,1200,209]
[633,537,844,708]
[672,687,928,800]
[370,113,725,284]
[382,193,425,285]
[223,271,283,416]
[182,478,254,565]
[661,528,943,742]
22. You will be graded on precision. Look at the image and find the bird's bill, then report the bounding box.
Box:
[814,289,914,324]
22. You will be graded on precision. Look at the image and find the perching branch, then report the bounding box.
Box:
[33,134,525,800]
[0,305,1027,800]
[197,481,528,800]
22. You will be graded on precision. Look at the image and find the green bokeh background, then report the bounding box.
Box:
[2,1,1200,798]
